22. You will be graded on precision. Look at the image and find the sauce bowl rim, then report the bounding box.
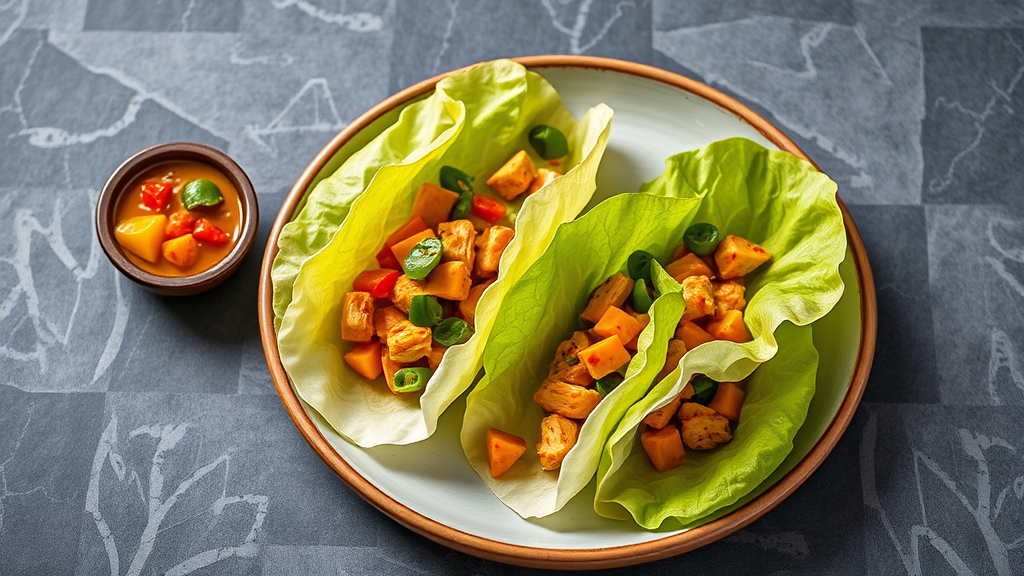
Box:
[95,142,259,294]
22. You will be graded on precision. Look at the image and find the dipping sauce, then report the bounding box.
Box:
[113,160,242,277]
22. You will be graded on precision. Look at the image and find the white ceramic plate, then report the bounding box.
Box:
[260,57,875,569]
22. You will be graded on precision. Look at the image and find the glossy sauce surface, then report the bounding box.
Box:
[115,160,242,277]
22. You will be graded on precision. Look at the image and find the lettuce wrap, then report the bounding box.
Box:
[276,60,614,447]
[461,193,705,517]
[593,138,846,528]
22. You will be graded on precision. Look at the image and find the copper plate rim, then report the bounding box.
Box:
[257,55,878,570]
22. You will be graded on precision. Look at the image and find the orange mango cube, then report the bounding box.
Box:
[708,382,745,422]
[344,342,384,380]
[706,309,752,343]
[390,228,436,266]
[578,335,632,380]
[411,182,459,229]
[592,306,644,346]
[676,322,716,350]
[487,428,527,478]
[665,253,713,283]
[641,425,686,472]
[714,235,771,279]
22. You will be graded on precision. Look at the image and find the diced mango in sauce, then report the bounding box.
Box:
[115,215,167,263]
[161,234,198,268]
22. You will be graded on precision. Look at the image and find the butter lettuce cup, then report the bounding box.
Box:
[593,138,847,529]
[275,60,613,447]
[461,193,703,518]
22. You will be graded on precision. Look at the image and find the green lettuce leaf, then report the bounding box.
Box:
[594,137,845,528]
[461,193,702,518]
[596,322,817,528]
[276,60,614,447]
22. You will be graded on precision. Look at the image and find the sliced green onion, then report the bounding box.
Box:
[393,367,431,393]
[627,250,655,282]
[433,317,474,346]
[408,295,442,327]
[528,125,569,160]
[631,278,654,313]
[404,237,443,280]
[683,223,721,256]
[440,166,473,194]
[596,372,625,396]
[690,375,719,405]
[449,189,474,220]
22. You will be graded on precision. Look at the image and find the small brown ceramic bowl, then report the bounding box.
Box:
[96,142,259,296]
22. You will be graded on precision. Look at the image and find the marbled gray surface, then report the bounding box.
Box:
[1,1,1022,574]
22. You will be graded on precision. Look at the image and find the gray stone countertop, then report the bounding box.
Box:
[1,1,1022,575]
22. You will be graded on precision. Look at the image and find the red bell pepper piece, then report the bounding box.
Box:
[353,269,401,299]
[472,195,506,222]
[140,182,173,211]
[376,246,402,269]
[192,219,230,244]
[165,212,196,239]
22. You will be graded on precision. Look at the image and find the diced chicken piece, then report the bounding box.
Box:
[411,182,460,229]
[474,225,514,278]
[373,306,408,344]
[712,279,747,319]
[438,219,477,269]
[526,168,562,195]
[458,279,493,326]
[424,261,472,301]
[678,402,733,450]
[642,392,684,430]
[533,379,603,420]
[550,331,592,370]
[427,343,447,370]
[390,275,427,313]
[657,339,688,381]
[681,275,715,323]
[387,320,433,363]
[548,330,592,384]
[537,414,580,471]
[552,362,595,388]
[714,235,772,279]
[486,150,536,200]
[341,292,375,342]
[665,253,713,283]
[580,273,634,325]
